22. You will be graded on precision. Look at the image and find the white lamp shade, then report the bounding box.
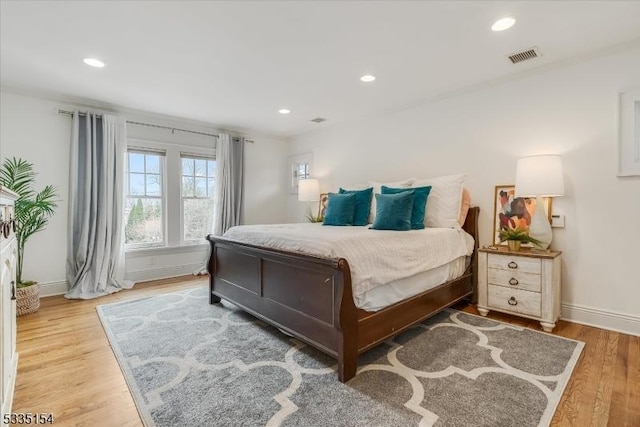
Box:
[298,178,320,202]
[515,155,565,197]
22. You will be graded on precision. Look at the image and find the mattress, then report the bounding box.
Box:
[357,256,468,311]
[222,223,474,308]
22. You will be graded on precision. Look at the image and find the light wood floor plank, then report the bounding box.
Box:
[608,333,630,426]
[628,336,640,427]
[575,328,610,426]
[555,326,605,426]
[590,331,619,426]
[9,279,640,426]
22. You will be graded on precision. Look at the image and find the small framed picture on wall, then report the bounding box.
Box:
[492,185,552,245]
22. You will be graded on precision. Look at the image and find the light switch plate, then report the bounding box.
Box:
[551,214,565,228]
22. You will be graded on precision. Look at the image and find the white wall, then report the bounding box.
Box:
[0,90,289,294]
[288,47,640,335]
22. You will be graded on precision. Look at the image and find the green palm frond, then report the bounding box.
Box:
[0,157,59,284]
[0,157,36,200]
[32,185,58,215]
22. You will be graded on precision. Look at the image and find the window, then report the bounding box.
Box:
[125,150,165,247]
[287,152,312,194]
[124,138,215,252]
[297,163,310,180]
[181,155,216,242]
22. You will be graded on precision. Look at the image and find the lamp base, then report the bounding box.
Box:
[303,202,323,223]
[528,195,552,249]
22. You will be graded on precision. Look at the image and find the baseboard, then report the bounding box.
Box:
[562,303,640,337]
[39,280,69,297]
[39,263,204,297]
[125,263,204,283]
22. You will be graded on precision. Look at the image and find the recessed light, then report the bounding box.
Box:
[278,109,291,115]
[360,74,376,82]
[491,17,516,32]
[83,58,105,68]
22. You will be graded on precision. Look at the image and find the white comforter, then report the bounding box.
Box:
[221,224,474,306]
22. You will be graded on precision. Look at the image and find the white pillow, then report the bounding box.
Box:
[367,178,416,223]
[412,174,466,228]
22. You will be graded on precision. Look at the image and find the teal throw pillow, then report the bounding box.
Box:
[371,191,415,231]
[323,193,357,226]
[382,185,432,229]
[338,187,373,226]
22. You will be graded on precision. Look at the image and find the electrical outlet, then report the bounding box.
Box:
[551,214,565,228]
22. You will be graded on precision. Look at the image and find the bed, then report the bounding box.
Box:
[206,206,479,382]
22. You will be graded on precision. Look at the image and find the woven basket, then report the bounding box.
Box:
[17,283,40,316]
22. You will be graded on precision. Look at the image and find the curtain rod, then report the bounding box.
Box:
[57,109,254,143]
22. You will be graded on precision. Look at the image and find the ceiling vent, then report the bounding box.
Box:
[507,47,541,64]
[310,117,326,123]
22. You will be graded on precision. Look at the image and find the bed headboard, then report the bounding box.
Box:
[462,206,479,243]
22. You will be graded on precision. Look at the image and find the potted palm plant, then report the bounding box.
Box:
[0,158,58,316]
[498,224,543,252]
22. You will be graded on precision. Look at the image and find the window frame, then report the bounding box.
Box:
[124,148,167,250]
[125,138,216,253]
[180,154,217,245]
[287,152,313,194]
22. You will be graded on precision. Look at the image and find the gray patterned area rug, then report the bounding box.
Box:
[97,287,583,427]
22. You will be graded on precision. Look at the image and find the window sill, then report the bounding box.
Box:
[125,243,209,258]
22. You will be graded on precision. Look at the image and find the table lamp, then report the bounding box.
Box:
[515,155,565,249]
[298,178,321,222]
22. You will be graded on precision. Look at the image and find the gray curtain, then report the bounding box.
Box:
[212,133,244,236]
[65,111,133,299]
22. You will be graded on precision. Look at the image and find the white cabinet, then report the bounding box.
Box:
[1,187,18,419]
[477,246,562,332]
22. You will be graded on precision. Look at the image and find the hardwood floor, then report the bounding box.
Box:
[10,277,640,427]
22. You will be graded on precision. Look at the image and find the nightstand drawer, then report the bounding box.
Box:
[488,285,541,317]
[488,268,541,293]
[488,253,541,275]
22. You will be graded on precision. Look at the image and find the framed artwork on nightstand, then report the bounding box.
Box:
[318,193,329,219]
[493,185,552,245]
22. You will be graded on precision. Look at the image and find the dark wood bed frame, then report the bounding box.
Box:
[206,207,479,382]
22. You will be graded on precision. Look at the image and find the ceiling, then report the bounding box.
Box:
[2,1,640,138]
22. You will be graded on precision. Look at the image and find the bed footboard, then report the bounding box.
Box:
[206,238,359,381]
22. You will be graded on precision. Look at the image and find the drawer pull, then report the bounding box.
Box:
[508,296,518,306]
[11,281,16,301]
[509,278,519,286]
[508,261,518,269]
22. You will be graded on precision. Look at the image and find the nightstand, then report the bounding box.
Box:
[477,246,562,332]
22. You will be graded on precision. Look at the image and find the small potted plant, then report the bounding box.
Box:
[498,224,543,252]
[304,209,323,223]
[0,158,58,316]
